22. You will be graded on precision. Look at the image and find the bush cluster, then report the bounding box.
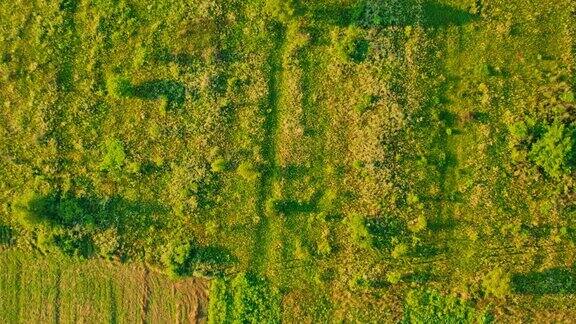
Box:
[208,272,281,324]
[509,118,575,179]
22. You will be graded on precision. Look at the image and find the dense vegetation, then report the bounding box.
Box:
[0,0,575,322]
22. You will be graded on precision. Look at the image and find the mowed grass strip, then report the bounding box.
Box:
[0,250,208,323]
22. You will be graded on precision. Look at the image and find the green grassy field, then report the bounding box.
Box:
[1,0,575,322]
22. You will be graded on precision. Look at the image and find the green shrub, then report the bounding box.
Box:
[162,241,236,278]
[482,267,511,299]
[56,199,85,225]
[387,271,403,284]
[208,278,232,324]
[352,160,365,170]
[100,138,126,171]
[337,27,369,63]
[231,273,281,323]
[106,75,133,98]
[391,243,409,258]
[208,273,281,324]
[162,241,195,277]
[560,90,575,103]
[264,0,296,22]
[211,158,228,173]
[528,121,574,179]
[408,215,427,233]
[349,213,371,249]
[355,94,377,114]
[508,120,529,141]
[51,230,95,259]
[12,191,56,228]
[237,162,260,181]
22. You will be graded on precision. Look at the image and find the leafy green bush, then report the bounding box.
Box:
[237,162,260,181]
[56,199,86,225]
[211,157,228,173]
[264,0,296,22]
[386,271,403,284]
[106,75,133,98]
[560,90,574,103]
[528,121,574,179]
[162,241,195,277]
[391,243,409,258]
[349,213,371,249]
[408,215,427,233]
[208,273,281,324]
[231,273,281,323]
[509,117,575,178]
[482,267,511,299]
[337,27,369,63]
[508,120,530,142]
[100,138,126,171]
[51,230,95,259]
[208,278,232,324]
[355,94,377,114]
[162,241,236,278]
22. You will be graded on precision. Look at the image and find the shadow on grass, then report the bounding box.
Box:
[300,1,477,28]
[409,244,445,258]
[129,80,186,109]
[366,216,407,250]
[421,2,478,28]
[512,267,576,294]
[191,245,238,276]
[0,225,14,245]
[59,0,79,13]
[272,190,324,215]
[153,48,201,67]
[427,216,457,232]
[402,271,436,283]
[20,193,168,232]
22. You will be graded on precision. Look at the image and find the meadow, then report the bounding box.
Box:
[0,0,575,322]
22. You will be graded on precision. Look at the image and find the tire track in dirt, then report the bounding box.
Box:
[53,270,62,324]
[140,265,151,324]
[174,278,209,324]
